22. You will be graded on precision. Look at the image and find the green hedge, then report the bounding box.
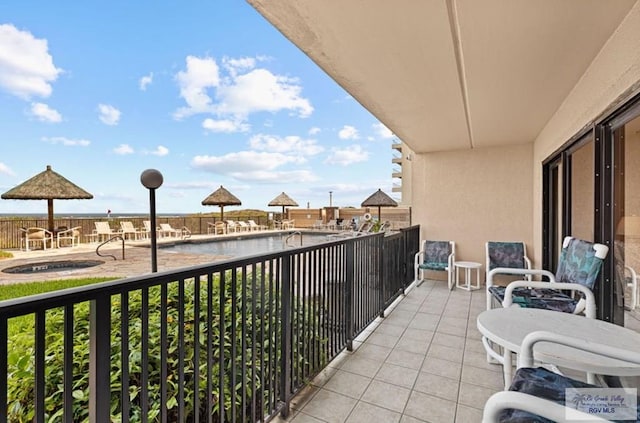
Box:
[7,272,326,422]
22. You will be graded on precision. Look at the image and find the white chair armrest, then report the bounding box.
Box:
[482,390,610,423]
[518,330,640,369]
[502,280,596,318]
[486,267,555,288]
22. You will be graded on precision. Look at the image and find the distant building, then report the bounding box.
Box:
[391,139,413,206]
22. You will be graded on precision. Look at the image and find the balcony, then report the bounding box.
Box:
[0,227,421,422]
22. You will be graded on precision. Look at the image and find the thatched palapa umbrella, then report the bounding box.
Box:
[201,185,241,220]
[1,165,93,232]
[268,192,298,216]
[361,188,398,221]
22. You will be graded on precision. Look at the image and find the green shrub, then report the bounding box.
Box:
[6,271,326,422]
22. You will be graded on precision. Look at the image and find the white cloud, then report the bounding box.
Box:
[249,134,323,156]
[308,127,321,135]
[139,72,153,90]
[0,24,62,99]
[202,118,249,133]
[113,144,134,155]
[41,136,90,147]
[216,68,313,118]
[151,145,169,156]
[372,122,394,139]
[173,55,313,125]
[0,162,15,176]
[338,125,359,140]
[173,56,220,119]
[98,104,121,125]
[30,102,61,123]
[325,145,369,166]
[191,151,315,182]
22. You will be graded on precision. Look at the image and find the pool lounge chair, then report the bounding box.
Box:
[236,221,251,232]
[158,223,181,238]
[120,221,143,240]
[248,220,267,231]
[87,221,119,243]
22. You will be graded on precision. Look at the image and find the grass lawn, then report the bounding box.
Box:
[1,277,118,337]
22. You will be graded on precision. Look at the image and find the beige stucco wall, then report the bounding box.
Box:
[412,143,533,279]
[532,1,640,265]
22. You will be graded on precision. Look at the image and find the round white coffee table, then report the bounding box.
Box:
[477,307,640,388]
[454,261,481,291]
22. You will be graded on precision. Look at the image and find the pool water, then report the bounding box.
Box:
[162,233,331,257]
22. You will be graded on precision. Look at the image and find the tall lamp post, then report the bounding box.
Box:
[140,169,163,273]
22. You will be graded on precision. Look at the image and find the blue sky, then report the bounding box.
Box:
[0,2,397,216]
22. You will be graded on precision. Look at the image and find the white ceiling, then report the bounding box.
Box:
[248,0,637,153]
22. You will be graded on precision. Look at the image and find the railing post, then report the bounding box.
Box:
[345,242,355,351]
[279,255,292,418]
[89,295,111,423]
[380,236,386,318]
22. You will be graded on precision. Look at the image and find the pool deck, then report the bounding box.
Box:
[0,230,304,284]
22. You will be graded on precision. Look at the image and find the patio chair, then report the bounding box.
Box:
[56,226,81,248]
[141,220,152,239]
[483,236,608,366]
[248,220,266,231]
[207,221,226,235]
[120,221,142,240]
[236,221,251,232]
[486,236,608,317]
[88,221,119,243]
[483,331,640,423]
[414,240,456,289]
[158,223,181,238]
[226,220,241,233]
[20,227,53,251]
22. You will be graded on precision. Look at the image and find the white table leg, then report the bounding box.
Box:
[502,349,513,389]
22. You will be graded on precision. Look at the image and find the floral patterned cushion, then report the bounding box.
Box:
[499,367,640,423]
[420,241,451,271]
[488,242,526,271]
[555,238,604,290]
[488,286,578,314]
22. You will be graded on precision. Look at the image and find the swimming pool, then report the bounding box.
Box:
[162,232,332,258]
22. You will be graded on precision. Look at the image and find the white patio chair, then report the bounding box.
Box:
[483,331,640,422]
[20,227,53,251]
[56,226,81,248]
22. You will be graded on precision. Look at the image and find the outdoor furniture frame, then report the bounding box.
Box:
[87,221,119,243]
[120,221,143,240]
[414,240,455,289]
[158,223,181,238]
[56,226,81,248]
[483,330,640,422]
[20,227,53,251]
[248,220,266,231]
[207,221,226,235]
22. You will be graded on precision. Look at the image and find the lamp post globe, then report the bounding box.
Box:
[140,169,163,190]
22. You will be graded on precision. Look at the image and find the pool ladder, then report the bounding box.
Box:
[284,231,302,248]
[95,235,125,261]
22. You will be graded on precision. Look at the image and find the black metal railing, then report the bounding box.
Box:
[0,225,419,422]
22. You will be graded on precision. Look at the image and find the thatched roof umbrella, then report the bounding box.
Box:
[361,188,398,221]
[1,165,93,232]
[201,185,241,221]
[268,192,299,217]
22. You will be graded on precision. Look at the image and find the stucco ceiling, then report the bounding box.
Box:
[248,0,637,153]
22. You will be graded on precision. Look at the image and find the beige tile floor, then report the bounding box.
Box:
[273,280,501,423]
[273,280,640,423]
